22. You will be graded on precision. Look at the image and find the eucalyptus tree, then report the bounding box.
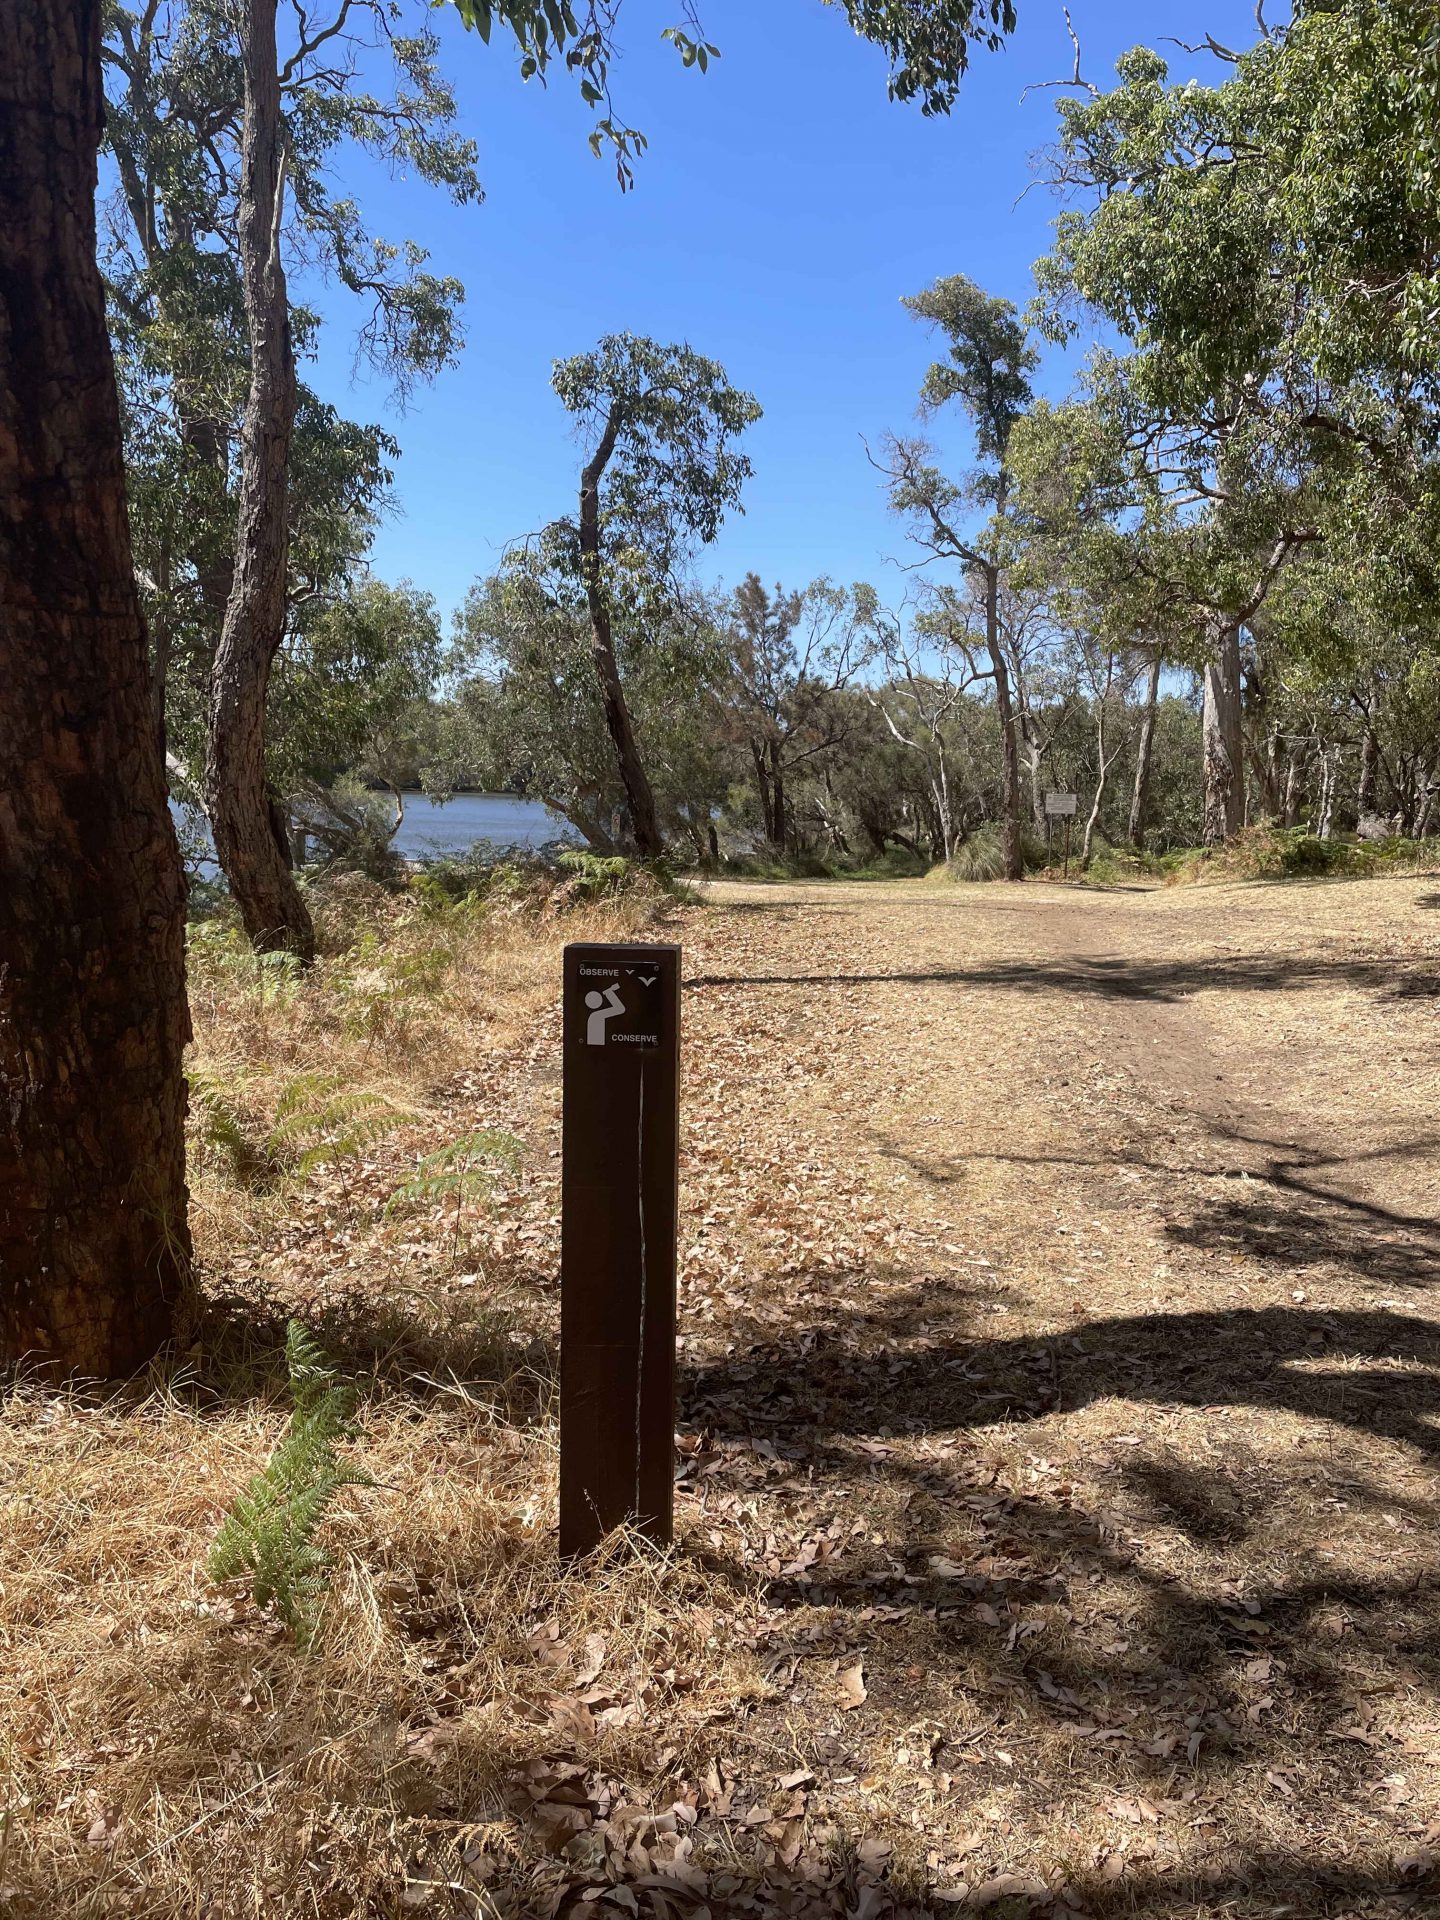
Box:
[547,334,760,857]
[721,574,870,854]
[2,0,190,1373]
[102,0,479,952]
[882,275,1039,878]
[1029,29,1440,842]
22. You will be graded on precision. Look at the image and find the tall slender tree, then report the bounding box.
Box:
[551,334,761,857]
[1,0,190,1374]
[204,0,312,955]
[883,275,1038,879]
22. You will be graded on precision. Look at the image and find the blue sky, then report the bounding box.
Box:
[303,0,1262,625]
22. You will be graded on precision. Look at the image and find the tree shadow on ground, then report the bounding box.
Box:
[684,1295,1440,1454]
[677,1270,1440,1916]
[684,951,1438,1001]
[881,1121,1440,1292]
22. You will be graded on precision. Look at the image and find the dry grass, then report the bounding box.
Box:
[4,867,1440,1917]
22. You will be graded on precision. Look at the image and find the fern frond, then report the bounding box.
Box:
[207,1320,370,1645]
[265,1074,410,1182]
[385,1128,524,1215]
[187,1066,269,1187]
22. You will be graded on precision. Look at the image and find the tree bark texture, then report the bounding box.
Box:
[1358,723,1379,816]
[0,0,191,1373]
[203,0,314,958]
[1128,649,1162,847]
[1201,618,1246,845]
[578,408,665,859]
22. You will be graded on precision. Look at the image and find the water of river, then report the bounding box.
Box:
[174,792,579,873]
[390,792,577,859]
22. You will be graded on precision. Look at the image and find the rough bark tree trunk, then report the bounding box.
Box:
[1128,649,1163,847]
[1358,723,1379,816]
[203,0,314,959]
[0,0,191,1374]
[577,406,664,859]
[1201,617,1246,845]
[985,566,1024,880]
[769,742,787,853]
[1282,748,1305,827]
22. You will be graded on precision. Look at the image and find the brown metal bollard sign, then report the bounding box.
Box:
[559,942,680,1558]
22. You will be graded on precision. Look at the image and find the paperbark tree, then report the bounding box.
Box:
[203,0,314,958]
[1,0,190,1374]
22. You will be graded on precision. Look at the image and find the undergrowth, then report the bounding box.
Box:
[207,1321,371,1644]
[1162,824,1440,884]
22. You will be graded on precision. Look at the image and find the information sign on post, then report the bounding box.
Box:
[1044,793,1079,877]
[559,942,681,1558]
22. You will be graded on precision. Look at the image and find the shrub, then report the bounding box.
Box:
[932,825,1046,883]
[1162,826,1381,885]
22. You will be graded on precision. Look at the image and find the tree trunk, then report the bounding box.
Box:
[203,0,314,959]
[985,566,1024,880]
[0,0,191,1374]
[1128,649,1162,847]
[577,407,664,859]
[1417,774,1437,840]
[1201,617,1245,845]
[769,741,787,853]
[1358,723,1379,816]
[1316,748,1337,840]
[749,741,774,843]
[1282,748,1305,827]
[1082,723,1106,870]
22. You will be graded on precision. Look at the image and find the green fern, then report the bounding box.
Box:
[187,1065,270,1185]
[267,1072,409,1179]
[207,1322,370,1644]
[187,1068,409,1190]
[386,1128,523,1259]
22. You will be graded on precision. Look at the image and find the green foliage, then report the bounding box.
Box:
[102,0,476,787]
[444,557,732,854]
[290,777,408,887]
[1160,826,1440,886]
[551,333,762,596]
[187,1064,265,1186]
[934,824,1040,883]
[448,1,1015,185]
[189,921,305,1007]
[185,1061,410,1191]
[271,580,444,798]
[207,1323,370,1645]
[269,1074,410,1179]
[387,1129,524,1259]
[556,849,645,900]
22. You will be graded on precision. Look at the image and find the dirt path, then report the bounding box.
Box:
[665,872,1440,1914]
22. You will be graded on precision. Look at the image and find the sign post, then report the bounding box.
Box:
[560,943,681,1558]
[1044,792,1079,878]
